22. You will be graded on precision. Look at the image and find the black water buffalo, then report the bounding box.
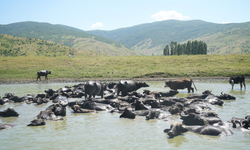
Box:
[27,119,46,126]
[146,109,174,121]
[164,122,233,138]
[228,115,250,129]
[164,78,197,93]
[80,99,114,111]
[84,81,106,99]
[0,107,19,117]
[120,108,136,119]
[229,76,246,89]
[36,103,66,121]
[37,70,51,81]
[180,112,225,126]
[117,80,149,96]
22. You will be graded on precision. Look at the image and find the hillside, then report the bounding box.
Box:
[0,22,136,56]
[0,34,95,57]
[87,20,250,55]
[1,20,250,56]
[194,26,250,54]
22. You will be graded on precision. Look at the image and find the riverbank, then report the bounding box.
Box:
[1,55,250,81]
[0,76,239,84]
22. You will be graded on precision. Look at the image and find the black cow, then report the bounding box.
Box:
[117,80,149,96]
[229,76,246,89]
[84,81,106,99]
[37,70,51,81]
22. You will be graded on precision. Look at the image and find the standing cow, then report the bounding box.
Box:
[229,76,246,90]
[117,80,149,96]
[164,78,197,93]
[37,70,51,81]
[84,81,106,99]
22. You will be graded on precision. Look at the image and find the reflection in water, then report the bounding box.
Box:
[167,134,189,147]
[229,89,246,95]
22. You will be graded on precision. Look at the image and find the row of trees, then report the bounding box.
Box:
[163,40,207,55]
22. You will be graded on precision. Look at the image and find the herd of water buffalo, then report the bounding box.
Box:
[0,72,248,139]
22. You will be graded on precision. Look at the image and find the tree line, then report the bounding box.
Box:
[163,40,207,55]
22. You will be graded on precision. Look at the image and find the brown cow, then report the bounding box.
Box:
[164,79,197,93]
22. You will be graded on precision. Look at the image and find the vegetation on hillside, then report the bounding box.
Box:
[195,27,250,54]
[0,34,137,57]
[0,55,249,80]
[0,22,135,56]
[0,34,96,57]
[1,20,250,56]
[88,20,250,55]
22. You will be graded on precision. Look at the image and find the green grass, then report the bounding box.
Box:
[0,54,250,81]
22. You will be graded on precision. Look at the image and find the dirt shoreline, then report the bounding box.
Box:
[0,77,234,84]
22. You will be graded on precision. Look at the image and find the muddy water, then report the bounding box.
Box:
[0,81,250,150]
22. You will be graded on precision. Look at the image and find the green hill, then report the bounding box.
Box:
[87,20,250,55]
[0,22,136,56]
[0,34,96,57]
[1,20,250,56]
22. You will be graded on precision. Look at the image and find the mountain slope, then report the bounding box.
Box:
[0,22,136,56]
[87,20,250,55]
[0,34,96,57]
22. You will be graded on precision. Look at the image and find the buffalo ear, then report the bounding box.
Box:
[163,129,171,133]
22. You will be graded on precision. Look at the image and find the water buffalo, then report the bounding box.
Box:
[164,78,197,93]
[120,108,136,119]
[180,112,224,126]
[27,119,46,126]
[37,70,51,81]
[36,103,66,121]
[229,76,246,89]
[84,81,106,99]
[0,107,19,117]
[146,109,174,121]
[80,99,114,111]
[228,115,250,129]
[164,122,233,138]
[117,80,149,96]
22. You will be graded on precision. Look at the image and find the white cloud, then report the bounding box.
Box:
[221,22,231,24]
[151,10,190,21]
[91,22,103,28]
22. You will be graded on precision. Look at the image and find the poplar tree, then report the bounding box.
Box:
[187,41,192,55]
[163,44,169,55]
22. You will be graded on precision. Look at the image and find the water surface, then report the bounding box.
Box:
[0,81,250,150]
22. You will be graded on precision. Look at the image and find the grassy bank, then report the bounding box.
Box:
[0,54,250,81]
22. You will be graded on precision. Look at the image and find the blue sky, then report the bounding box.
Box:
[1,0,249,31]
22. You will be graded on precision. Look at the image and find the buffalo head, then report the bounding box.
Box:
[164,81,172,88]
[137,82,149,88]
[164,122,188,138]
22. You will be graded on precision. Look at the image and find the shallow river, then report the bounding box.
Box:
[0,80,250,150]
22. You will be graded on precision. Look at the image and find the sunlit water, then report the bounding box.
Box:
[0,80,250,150]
